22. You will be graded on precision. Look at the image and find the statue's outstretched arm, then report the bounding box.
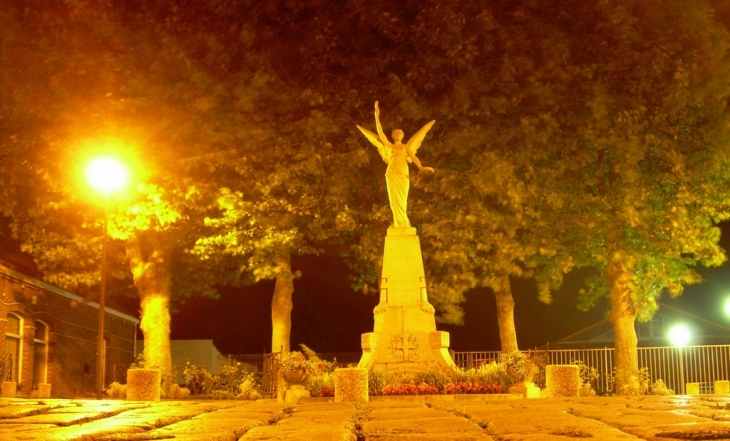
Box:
[374,101,391,147]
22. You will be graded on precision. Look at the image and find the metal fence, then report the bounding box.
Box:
[222,352,361,397]
[452,345,730,395]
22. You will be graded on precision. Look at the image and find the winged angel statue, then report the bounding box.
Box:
[357,101,435,228]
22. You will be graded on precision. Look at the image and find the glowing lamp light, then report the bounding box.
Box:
[86,158,127,194]
[668,325,691,347]
[724,298,730,318]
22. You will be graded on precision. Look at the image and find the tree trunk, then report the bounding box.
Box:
[605,251,639,395]
[494,274,519,353]
[271,246,293,354]
[126,233,173,384]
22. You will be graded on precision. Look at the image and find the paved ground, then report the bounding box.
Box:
[3,394,730,440]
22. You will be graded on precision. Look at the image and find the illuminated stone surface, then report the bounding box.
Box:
[358,227,457,374]
[2,396,730,439]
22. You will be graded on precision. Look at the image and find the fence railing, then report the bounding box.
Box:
[224,345,730,396]
[453,345,730,394]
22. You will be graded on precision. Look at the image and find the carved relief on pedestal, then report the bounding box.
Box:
[373,303,389,315]
[388,333,422,362]
[419,302,435,315]
[429,331,450,348]
[361,333,380,350]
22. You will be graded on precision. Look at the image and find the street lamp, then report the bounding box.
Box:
[86,157,127,400]
[668,324,691,394]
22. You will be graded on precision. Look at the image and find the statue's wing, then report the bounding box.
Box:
[405,120,435,162]
[357,125,390,164]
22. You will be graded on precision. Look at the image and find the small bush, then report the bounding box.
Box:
[444,381,501,394]
[614,367,650,396]
[416,383,440,395]
[105,382,127,399]
[183,362,262,399]
[452,362,514,389]
[368,368,397,396]
[304,371,334,398]
[412,370,450,393]
[572,360,599,397]
[183,363,214,395]
[238,373,262,400]
[319,385,335,397]
[650,379,674,396]
[165,384,191,399]
[383,383,420,395]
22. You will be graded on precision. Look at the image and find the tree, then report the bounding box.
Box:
[511,0,730,392]
[0,0,270,383]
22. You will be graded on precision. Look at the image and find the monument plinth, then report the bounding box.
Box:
[358,227,457,373]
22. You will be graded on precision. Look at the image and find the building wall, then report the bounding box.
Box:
[0,265,139,397]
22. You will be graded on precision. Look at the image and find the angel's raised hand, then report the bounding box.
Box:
[374,101,380,117]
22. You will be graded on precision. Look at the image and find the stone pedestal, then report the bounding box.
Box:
[508,381,541,399]
[358,227,457,374]
[284,385,311,403]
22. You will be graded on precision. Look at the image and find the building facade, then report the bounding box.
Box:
[0,263,138,397]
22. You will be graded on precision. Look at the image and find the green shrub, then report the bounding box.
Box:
[183,362,262,399]
[444,381,501,394]
[412,370,450,393]
[304,371,334,397]
[572,360,599,396]
[383,383,419,395]
[238,372,262,400]
[183,363,214,395]
[650,379,674,396]
[165,384,191,399]
[453,362,514,389]
[368,368,397,396]
[104,382,127,399]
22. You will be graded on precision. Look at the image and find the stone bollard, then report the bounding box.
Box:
[126,368,161,401]
[715,381,730,395]
[33,383,52,398]
[1,382,16,398]
[546,365,580,398]
[508,381,541,399]
[686,383,700,395]
[334,368,368,402]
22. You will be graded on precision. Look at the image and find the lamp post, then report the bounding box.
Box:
[86,158,127,400]
[668,324,691,394]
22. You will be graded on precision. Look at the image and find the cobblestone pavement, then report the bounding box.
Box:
[3,394,730,440]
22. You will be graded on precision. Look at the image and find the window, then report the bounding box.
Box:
[33,321,48,385]
[5,313,22,382]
